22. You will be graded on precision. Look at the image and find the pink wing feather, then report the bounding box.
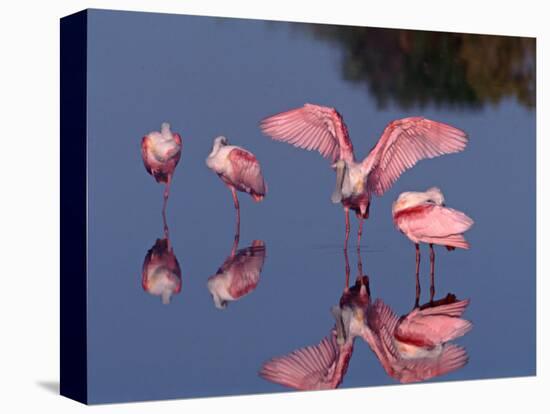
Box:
[368,299,400,334]
[366,299,470,383]
[416,298,471,318]
[141,136,153,175]
[396,299,473,347]
[363,118,468,196]
[364,300,401,372]
[260,104,355,163]
[259,333,341,390]
[392,344,469,383]
[224,242,266,298]
[396,204,474,248]
[228,148,267,199]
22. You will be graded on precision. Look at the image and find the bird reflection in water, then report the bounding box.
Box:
[260,249,472,389]
[141,203,182,305]
[364,294,472,384]
[207,236,266,309]
[259,250,367,390]
[140,122,183,305]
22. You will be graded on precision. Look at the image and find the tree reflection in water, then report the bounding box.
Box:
[301,25,535,110]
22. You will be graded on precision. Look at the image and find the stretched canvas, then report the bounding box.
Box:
[60,8,536,405]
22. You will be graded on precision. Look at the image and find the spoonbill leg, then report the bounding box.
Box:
[162,179,171,240]
[344,207,350,250]
[230,186,241,239]
[415,243,421,308]
[357,217,364,250]
[344,248,350,291]
[429,243,436,302]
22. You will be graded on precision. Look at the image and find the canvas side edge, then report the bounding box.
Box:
[60,9,89,405]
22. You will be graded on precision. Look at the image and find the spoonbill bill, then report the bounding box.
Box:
[260,104,467,249]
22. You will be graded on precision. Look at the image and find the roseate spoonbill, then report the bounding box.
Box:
[392,187,474,301]
[362,296,472,383]
[259,254,368,390]
[142,237,182,305]
[141,122,183,226]
[207,239,266,309]
[260,104,467,249]
[206,136,267,238]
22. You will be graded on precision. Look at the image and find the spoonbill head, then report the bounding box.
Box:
[260,104,467,249]
[392,187,446,212]
[206,136,267,237]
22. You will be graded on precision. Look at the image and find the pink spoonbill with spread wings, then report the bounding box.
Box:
[206,136,267,238]
[141,122,183,227]
[392,187,474,301]
[260,104,468,249]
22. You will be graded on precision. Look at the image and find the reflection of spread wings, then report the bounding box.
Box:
[366,299,469,383]
[221,242,266,298]
[259,333,342,390]
[395,299,472,347]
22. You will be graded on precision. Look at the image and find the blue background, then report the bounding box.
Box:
[86,9,535,403]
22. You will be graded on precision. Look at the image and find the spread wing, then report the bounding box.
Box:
[363,300,402,374]
[363,118,468,196]
[367,299,400,334]
[259,333,340,390]
[228,148,267,197]
[260,103,355,163]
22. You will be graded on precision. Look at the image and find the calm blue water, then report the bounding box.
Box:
[86,9,536,404]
